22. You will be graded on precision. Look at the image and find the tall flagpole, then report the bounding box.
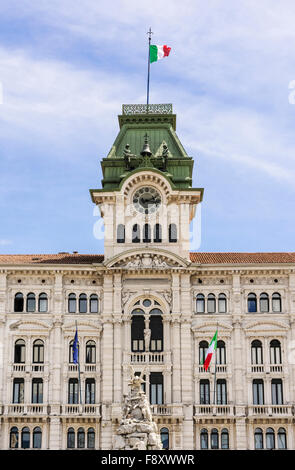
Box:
[146,27,153,107]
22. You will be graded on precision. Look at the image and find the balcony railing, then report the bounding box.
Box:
[122,103,173,115]
[4,404,49,415]
[130,352,164,364]
[150,405,172,415]
[194,405,234,416]
[247,405,293,417]
[61,404,101,415]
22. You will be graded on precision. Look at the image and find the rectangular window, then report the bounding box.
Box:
[200,380,210,404]
[32,379,43,404]
[149,372,163,405]
[217,380,227,404]
[85,379,96,404]
[68,379,79,404]
[13,379,24,404]
[253,380,264,405]
[272,380,283,405]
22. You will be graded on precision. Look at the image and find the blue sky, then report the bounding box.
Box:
[0,0,294,255]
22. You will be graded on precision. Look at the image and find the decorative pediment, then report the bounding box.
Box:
[191,320,232,337]
[104,248,190,270]
[9,319,50,331]
[244,319,288,335]
[63,321,102,334]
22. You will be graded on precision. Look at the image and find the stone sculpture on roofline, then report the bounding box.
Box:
[113,367,163,450]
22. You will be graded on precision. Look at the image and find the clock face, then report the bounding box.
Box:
[133,187,162,214]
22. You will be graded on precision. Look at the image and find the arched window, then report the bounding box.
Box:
[89,294,98,313]
[69,340,79,364]
[10,427,19,449]
[131,311,145,352]
[32,378,43,404]
[266,428,275,450]
[248,293,257,313]
[216,340,226,365]
[33,339,44,363]
[77,428,85,448]
[79,294,87,313]
[154,224,162,243]
[33,427,42,449]
[87,428,95,449]
[168,223,177,243]
[272,293,282,312]
[200,380,210,404]
[132,224,140,243]
[221,429,229,449]
[117,224,125,243]
[67,428,75,449]
[260,293,269,313]
[86,340,96,364]
[21,427,30,449]
[85,378,96,404]
[270,339,281,364]
[68,378,79,404]
[200,429,208,449]
[14,293,24,312]
[143,223,151,243]
[199,341,208,365]
[271,379,283,405]
[253,379,264,405]
[160,427,169,450]
[149,312,163,352]
[196,294,205,313]
[218,294,227,313]
[26,293,36,312]
[211,429,219,450]
[68,293,76,313]
[251,340,263,365]
[14,339,25,363]
[254,428,263,449]
[217,379,227,404]
[38,293,48,313]
[277,428,287,449]
[207,294,216,313]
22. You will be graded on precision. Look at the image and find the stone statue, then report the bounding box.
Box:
[113,368,163,450]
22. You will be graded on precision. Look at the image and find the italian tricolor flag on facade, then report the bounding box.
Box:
[150,44,171,63]
[203,330,218,371]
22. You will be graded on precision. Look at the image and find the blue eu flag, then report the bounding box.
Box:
[73,328,79,364]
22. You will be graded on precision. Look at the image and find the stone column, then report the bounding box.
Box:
[171,273,181,403]
[49,318,63,449]
[113,273,122,403]
[100,273,114,449]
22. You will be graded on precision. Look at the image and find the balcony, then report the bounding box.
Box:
[194,405,234,417]
[130,352,164,364]
[61,404,101,416]
[4,404,49,415]
[247,405,293,417]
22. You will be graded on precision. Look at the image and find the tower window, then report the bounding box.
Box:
[117,224,125,243]
[154,224,162,242]
[168,223,177,243]
[143,223,151,243]
[248,293,257,313]
[26,293,36,312]
[132,224,140,243]
[272,293,282,312]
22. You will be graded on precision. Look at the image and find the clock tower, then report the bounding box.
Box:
[90,104,203,263]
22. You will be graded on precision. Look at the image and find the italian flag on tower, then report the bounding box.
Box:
[203,330,218,371]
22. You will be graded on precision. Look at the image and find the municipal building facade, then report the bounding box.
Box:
[0,104,295,450]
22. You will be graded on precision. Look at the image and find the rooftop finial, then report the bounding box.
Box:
[140,133,152,157]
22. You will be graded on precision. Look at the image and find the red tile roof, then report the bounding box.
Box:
[0,252,294,265]
[189,252,295,264]
[0,254,104,265]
